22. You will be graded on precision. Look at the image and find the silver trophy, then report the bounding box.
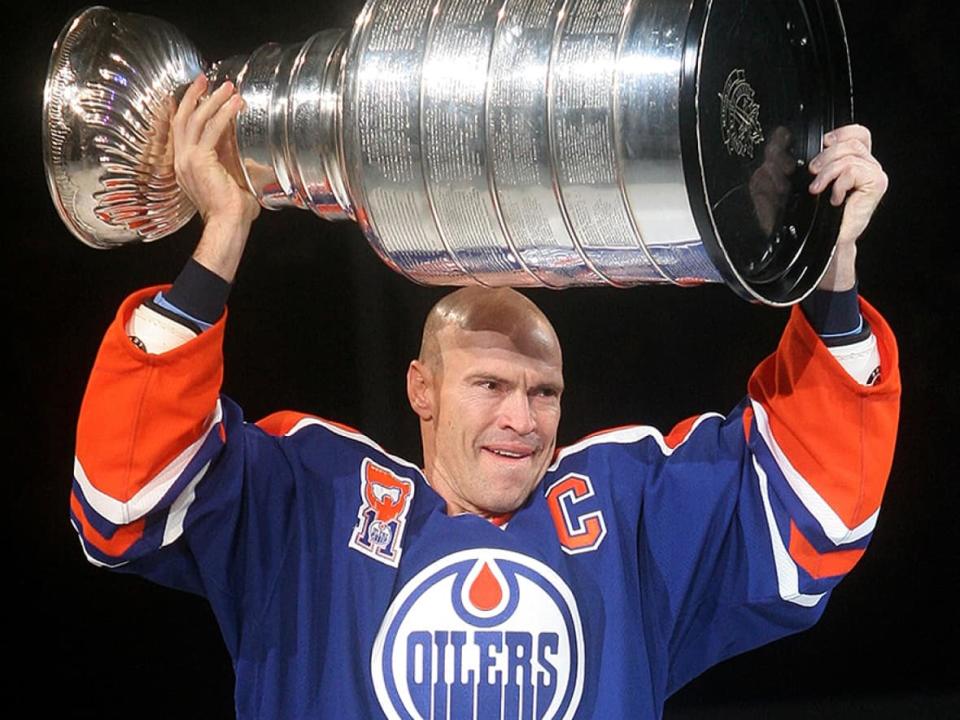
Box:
[43,1,852,304]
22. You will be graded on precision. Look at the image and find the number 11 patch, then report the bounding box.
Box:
[349,458,415,567]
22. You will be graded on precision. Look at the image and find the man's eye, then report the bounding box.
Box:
[478,380,499,391]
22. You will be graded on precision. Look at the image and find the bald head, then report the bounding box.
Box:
[419,287,562,374]
[409,287,564,517]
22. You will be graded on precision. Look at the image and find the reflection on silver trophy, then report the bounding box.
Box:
[43,1,853,304]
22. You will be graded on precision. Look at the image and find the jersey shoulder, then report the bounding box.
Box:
[548,413,728,474]
[251,411,426,502]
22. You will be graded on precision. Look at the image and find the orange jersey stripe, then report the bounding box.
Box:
[256,410,362,438]
[664,415,700,449]
[742,405,754,442]
[788,520,865,579]
[70,490,144,557]
[487,512,513,527]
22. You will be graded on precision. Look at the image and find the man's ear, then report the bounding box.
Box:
[407,359,435,421]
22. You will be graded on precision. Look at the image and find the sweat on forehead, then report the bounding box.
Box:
[418,287,561,370]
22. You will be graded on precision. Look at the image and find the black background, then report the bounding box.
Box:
[11,0,959,717]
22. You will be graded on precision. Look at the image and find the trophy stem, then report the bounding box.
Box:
[225,29,354,222]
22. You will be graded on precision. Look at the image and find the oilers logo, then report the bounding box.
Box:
[372,549,584,719]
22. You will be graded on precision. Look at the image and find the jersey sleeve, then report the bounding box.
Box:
[637,297,900,697]
[70,286,316,655]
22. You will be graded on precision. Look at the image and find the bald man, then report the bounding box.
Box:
[71,77,900,718]
[409,288,564,520]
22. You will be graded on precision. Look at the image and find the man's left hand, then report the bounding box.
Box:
[808,124,888,290]
[808,124,888,248]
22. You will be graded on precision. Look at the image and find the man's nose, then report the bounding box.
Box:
[498,390,536,435]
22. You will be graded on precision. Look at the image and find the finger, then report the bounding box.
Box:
[183,81,236,147]
[810,156,885,206]
[823,124,872,152]
[809,138,879,174]
[831,159,888,206]
[173,73,208,143]
[173,75,209,185]
[215,121,246,185]
[830,165,861,206]
[808,155,875,194]
[198,93,243,151]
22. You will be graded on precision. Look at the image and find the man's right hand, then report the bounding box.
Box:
[172,73,261,283]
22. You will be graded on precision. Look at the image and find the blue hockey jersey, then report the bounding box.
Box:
[71,287,900,719]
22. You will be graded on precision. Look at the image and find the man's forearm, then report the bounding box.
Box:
[192,214,253,284]
[816,243,857,292]
[127,214,246,354]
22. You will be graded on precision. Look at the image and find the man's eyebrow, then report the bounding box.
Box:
[464,372,511,385]
[532,381,564,395]
[463,372,563,394]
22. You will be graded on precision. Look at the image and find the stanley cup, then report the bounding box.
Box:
[43,1,853,304]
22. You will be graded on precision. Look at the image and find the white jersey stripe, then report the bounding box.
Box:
[284,417,428,476]
[750,400,877,545]
[547,413,725,472]
[287,414,725,490]
[754,458,826,608]
[74,400,224,526]
[162,461,212,548]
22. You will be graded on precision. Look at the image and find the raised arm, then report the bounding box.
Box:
[540,124,897,701]
[654,123,898,694]
[69,75,287,602]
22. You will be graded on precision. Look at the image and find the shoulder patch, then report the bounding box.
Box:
[349,458,415,567]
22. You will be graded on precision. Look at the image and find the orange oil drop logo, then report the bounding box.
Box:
[468,561,503,612]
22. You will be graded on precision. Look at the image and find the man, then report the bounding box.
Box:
[71,74,899,718]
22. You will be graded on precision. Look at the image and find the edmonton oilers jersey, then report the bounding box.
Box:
[70,288,900,719]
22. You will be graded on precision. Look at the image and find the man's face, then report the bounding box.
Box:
[426,326,563,516]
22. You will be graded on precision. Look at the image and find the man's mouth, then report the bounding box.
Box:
[482,445,536,460]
